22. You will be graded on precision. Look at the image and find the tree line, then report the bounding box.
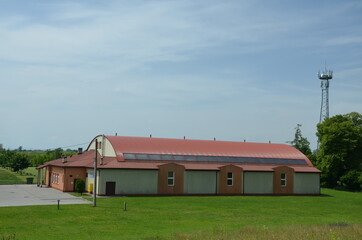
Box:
[291,112,362,191]
[0,148,76,173]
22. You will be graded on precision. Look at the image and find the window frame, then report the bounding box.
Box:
[227,172,233,186]
[281,173,287,187]
[167,171,175,186]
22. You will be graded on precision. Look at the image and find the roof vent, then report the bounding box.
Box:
[78,148,83,154]
[62,156,67,163]
[150,134,152,138]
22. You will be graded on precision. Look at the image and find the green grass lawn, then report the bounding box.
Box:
[0,168,24,184]
[0,167,37,185]
[0,188,361,239]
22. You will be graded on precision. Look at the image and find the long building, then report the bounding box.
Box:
[37,135,321,195]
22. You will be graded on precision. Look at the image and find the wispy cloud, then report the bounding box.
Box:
[0,0,361,149]
[0,1,340,67]
[326,36,362,46]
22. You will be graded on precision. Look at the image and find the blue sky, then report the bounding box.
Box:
[0,0,361,150]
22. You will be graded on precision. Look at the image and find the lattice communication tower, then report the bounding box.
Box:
[318,67,333,123]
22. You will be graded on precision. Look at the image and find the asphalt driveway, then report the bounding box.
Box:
[0,185,91,207]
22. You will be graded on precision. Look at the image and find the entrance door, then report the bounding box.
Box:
[106,182,116,196]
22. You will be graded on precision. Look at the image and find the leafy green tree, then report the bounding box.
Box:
[1,147,78,170]
[0,152,6,167]
[0,150,30,172]
[30,153,49,167]
[307,150,318,166]
[9,152,30,172]
[289,124,313,155]
[25,148,76,167]
[340,170,362,190]
[75,179,85,195]
[316,112,362,188]
[46,148,63,160]
[0,145,6,167]
[0,150,12,168]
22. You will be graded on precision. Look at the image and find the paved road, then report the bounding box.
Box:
[0,185,91,207]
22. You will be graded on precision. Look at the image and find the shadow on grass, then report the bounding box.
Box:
[332,187,362,193]
[319,194,333,197]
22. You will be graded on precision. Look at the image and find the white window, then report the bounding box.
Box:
[167,171,174,186]
[281,173,287,187]
[227,172,233,186]
[53,173,59,184]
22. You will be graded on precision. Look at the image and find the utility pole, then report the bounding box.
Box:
[93,139,98,207]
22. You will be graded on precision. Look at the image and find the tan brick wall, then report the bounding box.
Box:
[46,166,86,192]
[47,166,64,191]
[218,165,243,194]
[158,163,185,195]
[63,168,86,192]
[273,166,294,194]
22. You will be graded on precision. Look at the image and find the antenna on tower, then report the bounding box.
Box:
[317,65,333,123]
[317,63,333,149]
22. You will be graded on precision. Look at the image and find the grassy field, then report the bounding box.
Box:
[0,168,24,184]
[0,168,37,185]
[0,188,361,239]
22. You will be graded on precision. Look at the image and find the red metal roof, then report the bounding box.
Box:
[38,136,320,173]
[103,161,320,172]
[37,150,114,169]
[103,136,313,166]
[39,156,320,173]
